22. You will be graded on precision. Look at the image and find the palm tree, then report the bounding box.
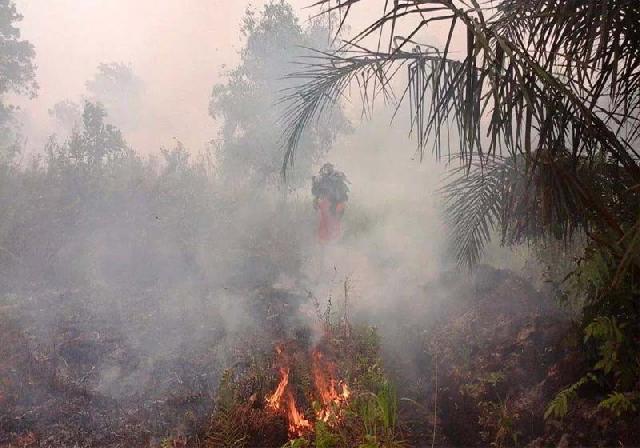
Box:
[281,0,640,415]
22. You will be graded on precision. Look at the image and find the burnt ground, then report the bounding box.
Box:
[386,266,640,447]
[1,269,639,447]
[0,290,223,448]
[0,286,311,448]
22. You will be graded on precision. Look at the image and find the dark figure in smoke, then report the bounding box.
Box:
[312,163,349,242]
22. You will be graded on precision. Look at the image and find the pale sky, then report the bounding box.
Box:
[13,1,312,154]
[12,1,455,156]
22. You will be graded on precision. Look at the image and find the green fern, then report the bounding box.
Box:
[584,317,626,375]
[598,392,638,417]
[544,374,595,420]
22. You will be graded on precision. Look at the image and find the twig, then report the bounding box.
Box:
[432,350,438,448]
[342,276,351,337]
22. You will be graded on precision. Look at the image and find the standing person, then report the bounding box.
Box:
[312,163,349,242]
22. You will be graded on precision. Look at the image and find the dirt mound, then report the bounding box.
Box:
[400,266,640,447]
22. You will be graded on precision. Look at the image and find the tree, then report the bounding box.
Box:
[86,62,144,132]
[0,0,37,159]
[282,0,640,414]
[47,101,129,172]
[210,0,349,190]
[48,99,82,136]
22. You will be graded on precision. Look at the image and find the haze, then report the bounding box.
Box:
[14,0,308,153]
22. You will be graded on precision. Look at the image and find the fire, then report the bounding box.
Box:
[311,350,350,422]
[266,367,289,410]
[284,390,312,435]
[266,347,313,437]
[265,344,350,438]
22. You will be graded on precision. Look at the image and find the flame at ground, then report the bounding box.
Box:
[266,367,311,436]
[284,389,312,435]
[265,345,350,438]
[265,367,289,411]
[266,348,312,436]
[311,350,350,422]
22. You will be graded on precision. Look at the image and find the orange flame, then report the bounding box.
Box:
[285,390,312,435]
[266,367,289,411]
[266,352,312,436]
[311,350,350,422]
[265,345,350,438]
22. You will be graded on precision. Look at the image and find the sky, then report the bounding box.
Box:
[11,0,456,157]
[13,0,309,154]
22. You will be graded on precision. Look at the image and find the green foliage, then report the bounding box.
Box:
[558,237,640,408]
[282,438,310,448]
[544,374,595,420]
[46,101,129,171]
[0,0,37,99]
[314,420,340,448]
[355,381,404,448]
[480,398,521,448]
[0,89,310,294]
[584,317,625,375]
[0,0,37,158]
[573,247,617,295]
[375,382,398,437]
[556,233,639,387]
[359,395,378,443]
[86,62,144,132]
[48,100,82,134]
[440,159,511,270]
[597,392,638,417]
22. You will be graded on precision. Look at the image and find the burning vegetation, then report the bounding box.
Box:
[265,345,313,437]
[265,343,351,437]
[203,289,407,448]
[2,0,640,446]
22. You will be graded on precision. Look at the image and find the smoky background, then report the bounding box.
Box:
[0,1,553,443]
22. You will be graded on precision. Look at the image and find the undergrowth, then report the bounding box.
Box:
[206,280,406,448]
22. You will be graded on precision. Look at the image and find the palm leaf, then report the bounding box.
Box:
[281,0,640,269]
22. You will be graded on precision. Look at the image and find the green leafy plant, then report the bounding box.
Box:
[597,392,638,417]
[375,381,399,439]
[314,420,340,448]
[584,317,626,375]
[481,398,521,448]
[545,374,595,420]
[282,438,310,448]
[356,381,405,448]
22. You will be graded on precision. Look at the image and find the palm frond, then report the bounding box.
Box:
[284,0,640,170]
[440,151,640,269]
[440,159,509,269]
[280,48,411,175]
[282,0,640,269]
